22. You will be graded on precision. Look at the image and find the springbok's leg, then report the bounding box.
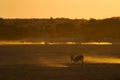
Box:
[81,59,84,63]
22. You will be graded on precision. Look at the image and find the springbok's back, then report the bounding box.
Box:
[71,54,84,63]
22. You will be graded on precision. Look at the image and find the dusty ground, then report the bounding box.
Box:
[0,44,120,80]
[0,64,120,80]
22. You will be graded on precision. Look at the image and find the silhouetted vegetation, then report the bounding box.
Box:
[0,17,120,42]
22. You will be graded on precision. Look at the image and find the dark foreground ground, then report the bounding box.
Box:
[0,44,120,80]
[0,64,120,80]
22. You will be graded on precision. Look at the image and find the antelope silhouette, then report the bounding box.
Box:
[71,55,84,63]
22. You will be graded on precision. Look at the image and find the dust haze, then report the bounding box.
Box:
[0,44,120,67]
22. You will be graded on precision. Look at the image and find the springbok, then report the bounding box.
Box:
[71,55,84,63]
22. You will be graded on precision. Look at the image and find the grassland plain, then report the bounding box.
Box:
[0,44,120,80]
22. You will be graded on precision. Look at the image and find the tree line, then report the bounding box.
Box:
[0,17,120,42]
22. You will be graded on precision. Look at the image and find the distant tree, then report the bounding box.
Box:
[0,18,3,23]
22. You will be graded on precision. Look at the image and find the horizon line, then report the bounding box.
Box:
[1,16,120,20]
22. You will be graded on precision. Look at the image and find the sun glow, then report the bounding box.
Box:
[65,42,76,44]
[86,56,120,64]
[47,41,112,45]
[0,41,45,45]
[0,41,112,45]
[81,42,112,45]
[39,58,69,68]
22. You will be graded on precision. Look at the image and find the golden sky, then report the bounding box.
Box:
[0,0,120,19]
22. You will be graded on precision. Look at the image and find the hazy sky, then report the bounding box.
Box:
[0,0,120,19]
